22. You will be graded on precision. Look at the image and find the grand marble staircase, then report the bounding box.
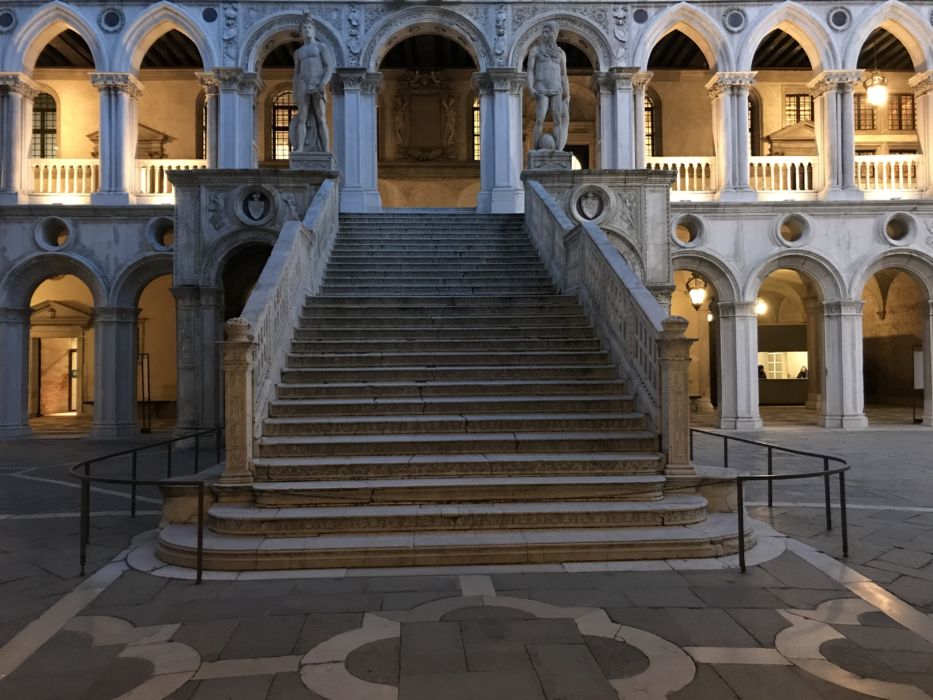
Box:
[158,212,741,570]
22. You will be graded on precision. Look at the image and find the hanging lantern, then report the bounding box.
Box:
[685,272,708,310]
[864,71,888,107]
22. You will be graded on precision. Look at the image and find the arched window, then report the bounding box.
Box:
[271,91,297,161]
[195,91,208,160]
[472,97,481,161]
[644,90,661,157]
[31,93,58,158]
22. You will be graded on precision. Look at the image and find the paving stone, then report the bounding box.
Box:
[166,681,199,700]
[767,588,856,609]
[857,611,906,628]
[267,592,384,615]
[460,619,583,646]
[189,674,273,699]
[835,624,933,653]
[528,643,616,699]
[592,571,690,589]
[293,612,363,654]
[521,587,630,609]
[759,552,848,589]
[382,590,459,610]
[670,664,739,700]
[81,655,155,699]
[888,576,933,610]
[289,577,368,595]
[88,570,169,608]
[725,609,791,646]
[442,605,533,621]
[463,640,531,672]
[584,635,649,679]
[215,580,296,600]
[680,567,785,589]
[401,621,465,675]
[623,586,706,608]
[876,548,933,569]
[154,579,229,602]
[713,664,869,700]
[664,608,758,647]
[821,638,902,680]
[220,614,305,659]
[491,572,600,591]
[347,637,401,685]
[267,672,326,699]
[399,670,545,700]
[691,586,786,609]
[604,607,691,646]
[366,575,461,593]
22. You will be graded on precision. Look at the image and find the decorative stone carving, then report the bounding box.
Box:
[207,193,227,231]
[0,8,17,34]
[721,7,747,33]
[611,6,628,64]
[346,4,362,60]
[705,71,756,99]
[235,187,276,226]
[808,70,862,96]
[0,72,40,100]
[90,72,144,98]
[527,22,570,151]
[494,5,508,66]
[290,11,335,155]
[826,6,851,32]
[222,4,238,64]
[97,7,125,33]
[393,71,457,161]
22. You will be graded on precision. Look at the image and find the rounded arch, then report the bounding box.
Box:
[0,253,108,308]
[109,253,174,307]
[241,11,345,72]
[672,251,740,303]
[510,15,612,72]
[738,2,837,72]
[843,1,932,72]
[363,7,491,72]
[200,229,277,288]
[743,251,845,302]
[5,1,106,73]
[850,250,933,300]
[118,3,216,73]
[632,2,731,72]
[602,228,645,280]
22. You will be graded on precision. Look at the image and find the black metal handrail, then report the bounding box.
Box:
[69,426,224,584]
[690,427,850,572]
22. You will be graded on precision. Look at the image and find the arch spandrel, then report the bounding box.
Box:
[0,253,108,309]
[118,2,216,74]
[737,2,838,73]
[843,1,933,72]
[510,14,612,72]
[632,2,731,72]
[5,1,107,73]
[743,251,846,303]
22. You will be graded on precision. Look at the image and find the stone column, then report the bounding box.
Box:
[221,318,254,486]
[909,71,933,196]
[0,307,30,437]
[90,73,142,205]
[803,297,824,411]
[0,73,39,204]
[922,300,933,426]
[173,286,223,434]
[214,69,261,168]
[592,68,638,169]
[809,71,863,201]
[716,302,763,430]
[695,302,714,412]
[333,69,382,212]
[706,72,757,202]
[820,300,868,428]
[91,307,139,437]
[473,69,524,213]
[632,71,652,168]
[659,317,695,475]
[196,71,220,168]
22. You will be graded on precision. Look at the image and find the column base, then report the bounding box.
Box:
[819,413,868,429]
[664,463,696,476]
[0,424,32,438]
[819,187,864,202]
[0,191,28,205]
[922,415,933,427]
[718,416,763,431]
[715,187,757,203]
[91,191,135,206]
[805,393,822,411]
[91,421,140,438]
[476,188,524,214]
[339,188,382,213]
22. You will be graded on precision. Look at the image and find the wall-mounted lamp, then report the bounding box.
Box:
[754,298,768,316]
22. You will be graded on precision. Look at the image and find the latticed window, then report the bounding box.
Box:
[472,98,481,161]
[766,352,784,380]
[888,94,915,131]
[30,93,57,157]
[783,93,813,126]
[272,91,297,160]
[644,96,656,157]
[854,94,875,130]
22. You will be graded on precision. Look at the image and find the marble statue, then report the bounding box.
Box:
[527,22,569,151]
[291,11,334,153]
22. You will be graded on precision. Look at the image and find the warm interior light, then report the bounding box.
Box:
[707,310,714,323]
[864,72,888,107]
[685,273,708,310]
[754,298,768,316]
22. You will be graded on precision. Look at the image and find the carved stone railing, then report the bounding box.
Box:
[854,154,923,194]
[645,157,716,197]
[137,159,208,196]
[29,158,99,195]
[749,156,817,195]
[221,178,340,486]
[524,179,693,474]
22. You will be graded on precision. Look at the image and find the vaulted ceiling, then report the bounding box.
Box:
[857,28,913,70]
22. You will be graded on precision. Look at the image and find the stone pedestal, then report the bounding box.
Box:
[659,317,695,476]
[289,151,337,171]
[222,318,255,487]
[526,149,573,171]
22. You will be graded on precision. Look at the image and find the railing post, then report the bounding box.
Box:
[196,481,204,585]
[221,318,256,487]
[658,317,695,475]
[839,471,848,558]
[723,436,729,470]
[194,432,200,474]
[767,447,773,507]
[823,456,832,530]
[737,478,746,573]
[130,451,137,518]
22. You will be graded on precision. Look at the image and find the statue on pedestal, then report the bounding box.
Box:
[290,11,334,154]
[527,22,569,152]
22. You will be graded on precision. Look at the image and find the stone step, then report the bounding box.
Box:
[255,430,659,457]
[289,338,602,353]
[323,271,551,281]
[319,286,556,296]
[207,494,708,537]
[253,451,665,481]
[293,326,594,340]
[303,295,574,308]
[251,475,667,507]
[279,364,619,383]
[296,315,589,329]
[332,244,536,252]
[275,378,629,399]
[336,232,529,239]
[300,306,581,320]
[285,351,608,368]
[267,394,634,417]
[261,412,646,437]
[157,513,745,570]
[327,255,544,264]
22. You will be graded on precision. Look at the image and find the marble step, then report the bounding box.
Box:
[299,307,583,321]
[326,255,544,264]
[324,271,551,281]
[279,364,619,383]
[261,412,646,437]
[275,378,629,399]
[285,351,609,368]
[267,394,634,417]
[296,314,589,329]
[207,495,708,537]
[289,338,602,353]
[251,475,667,507]
[303,295,574,308]
[319,287,557,296]
[253,451,665,481]
[331,244,536,253]
[293,326,593,341]
[255,430,659,457]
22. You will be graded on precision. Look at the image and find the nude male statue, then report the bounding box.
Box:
[526,22,569,151]
[291,12,334,153]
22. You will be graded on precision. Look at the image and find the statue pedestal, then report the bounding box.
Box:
[526,149,573,171]
[290,151,337,171]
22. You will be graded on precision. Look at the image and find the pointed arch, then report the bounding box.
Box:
[0,253,108,308]
[850,250,933,300]
[738,3,837,73]
[241,11,345,72]
[632,3,731,72]
[117,2,215,73]
[4,2,106,73]
[510,14,612,72]
[843,1,932,72]
[672,251,740,303]
[743,251,845,303]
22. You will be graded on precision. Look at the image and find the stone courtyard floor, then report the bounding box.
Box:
[0,424,932,699]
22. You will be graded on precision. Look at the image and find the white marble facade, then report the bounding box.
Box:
[0,1,932,436]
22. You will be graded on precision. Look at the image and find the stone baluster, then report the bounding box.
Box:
[221,318,255,487]
[0,307,30,437]
[706,72,757,201]
[333,69,383,212]
[196,71,220,168]
[473,69,525,213]
[92,307,140,437]
[658,317,695,475]
[90,73,143,205]
[0,73,39,204]
[809,70,863,201]
[716,302,763,430]
[592,68,638,169]
[632,71,652,168]
[820,300,867,428]
[909,71,933,196]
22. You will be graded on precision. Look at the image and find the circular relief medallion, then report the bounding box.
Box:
[827,6,851,32]
[0,8,17,33]
[632,8,649,24]
[578,191,605,221]
[98,7,125,33]
[203,7,218,23]
[236,188,276,226]
[722,8,747,33]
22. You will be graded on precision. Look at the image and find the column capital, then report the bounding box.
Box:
[591,67,639,94]
[0,72,40,99]
[808,70,862,96]
[90,72,143,98]
[632,71,653,90]
[472,69,525,96]
[717,301,758,318]
[211,67,261,95]
[332,69,383,96]
[822,299,863,316]
[705,71,757,99]
[196,71,220,95]
[909,70,933,97]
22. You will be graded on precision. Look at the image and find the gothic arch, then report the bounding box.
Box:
[118,2,215,73]
[199,230,277,288]
[0,253,108,308]
[510,14,612,72]
[737,2,837,73]
[109,253,174,307]
[5,1,106,73]
[850,250,933,300]
[743,251,846,303]
[241,11,345,73]
[672,251,740,303]
[843,1,933,72]
[363,7,491,72]
[632,2,731,72]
